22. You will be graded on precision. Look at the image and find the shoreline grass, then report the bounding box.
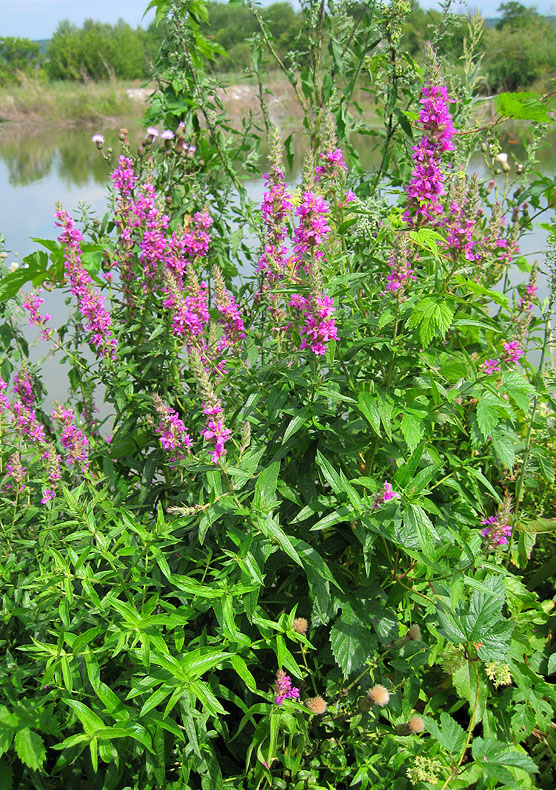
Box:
[0,78,151,126]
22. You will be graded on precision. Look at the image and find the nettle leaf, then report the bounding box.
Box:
[490,425,517,470]
[426,712,466,754]
[462,575,505,640]
[511,704,536,738]
[476,392,511,440]
[400,413,424,453]
[330,603,374,676]
[502,369,534,413]
[409,297,454,348]
[14,728,46,772]
[495,91,553,123]
[472,738,538,786]
[476,620,513,661]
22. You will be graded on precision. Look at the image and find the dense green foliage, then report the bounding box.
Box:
[1,1,556,789]
[0,37,42,86]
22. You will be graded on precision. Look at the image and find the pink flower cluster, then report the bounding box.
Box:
[22,292,52,340]
[52,403,90,472]
[290,293,338,355]
[315,148,348,181]
[13,369,34,408]
[373,481,400,508]
[385,248,416,294]
[481,340,524,376]
[0,377,63,501]
[153,396,192,460]
[481,515,512,548]
[274,669,300,706]
[55,209,117,360]
[257,166,293,284]
[404,83,455,227]
[293,191,331,267]
[213,265,245,353]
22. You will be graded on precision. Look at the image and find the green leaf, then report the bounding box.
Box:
[254,462,280,510]
[0,759,13,789]
[14,728,46,772]
[0,251,51,300]
[426,712,466,754]
[495,91,553,123]
[257,515,302,566]
[408,297,454,348]
[517,518,556,534]
[282,409,311,444]
[548,654,556,676]
[400,413,424,453]
[358,392,381,435]
[462,575,505,640]
[476,393,502,439]
[490,426,516,470]
[471,738,538,784]
[330,603,374,676]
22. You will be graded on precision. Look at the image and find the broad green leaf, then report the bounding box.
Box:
[254,462,280,510]
[426,712,466,754]
[257,515,302,566]
[14,729,46,772]
[400,413,424,453]
[330,604,374,676]
[495,91,553,123]
[471,738,538,781]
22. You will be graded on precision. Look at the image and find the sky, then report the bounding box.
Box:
[0,0,554,40]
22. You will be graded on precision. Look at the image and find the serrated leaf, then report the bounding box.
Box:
[426,712,466,753]
[14,728,46,771]
[400,413,424,452]
[490,426,516,470]
[547,653,556,675]
[462,575,505,640]
[472,737,538,776]
[330,604,374,676]
[476,393,502,439]
[495,91,553,123]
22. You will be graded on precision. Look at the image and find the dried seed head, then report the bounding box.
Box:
[408,715,425,734]
[367,684,390,707]
[293,617,308,635]
[406,624,422,641]
[305,696,327,715]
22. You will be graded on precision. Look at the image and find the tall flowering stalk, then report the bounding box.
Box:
[51,403,90,472]
[274,669,300,705]
[189,349,231,464]
[133,184,170,294]
[258,131,293,277]
[55,208,117,360]
[111,155,138,308]
[212,264,245,353]
[153,394,192,461]
[385,234,416,295]
[404,47,455,227]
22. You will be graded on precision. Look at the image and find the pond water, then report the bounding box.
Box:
[0,121,555,407]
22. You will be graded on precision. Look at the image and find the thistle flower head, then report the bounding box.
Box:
[406,624,422,641]
[367,684,390,707]
[305,696,327,715]
[293,617,308,635]
[408,714,426,734]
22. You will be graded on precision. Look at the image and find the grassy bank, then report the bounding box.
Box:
[0,79,151,126]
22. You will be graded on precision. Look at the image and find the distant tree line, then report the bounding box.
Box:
[0,2,554,92]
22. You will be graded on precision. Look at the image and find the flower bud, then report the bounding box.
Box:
[293,617,308,635]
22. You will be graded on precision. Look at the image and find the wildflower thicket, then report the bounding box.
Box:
[0,1,556,788]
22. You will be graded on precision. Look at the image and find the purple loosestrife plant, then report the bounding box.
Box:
[55,208,118,360]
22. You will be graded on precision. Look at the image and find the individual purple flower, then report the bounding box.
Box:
[481,515,512,548]
[373,480,400,508]
[55,208,117,360]
[481,358,501,375]
[145,127,159,138]
[91,134,104,146]
[201,419,232,464]
[161,129,174,141]
[274,669,300,706]
[502,340,523,365]
[315,148,348,181]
